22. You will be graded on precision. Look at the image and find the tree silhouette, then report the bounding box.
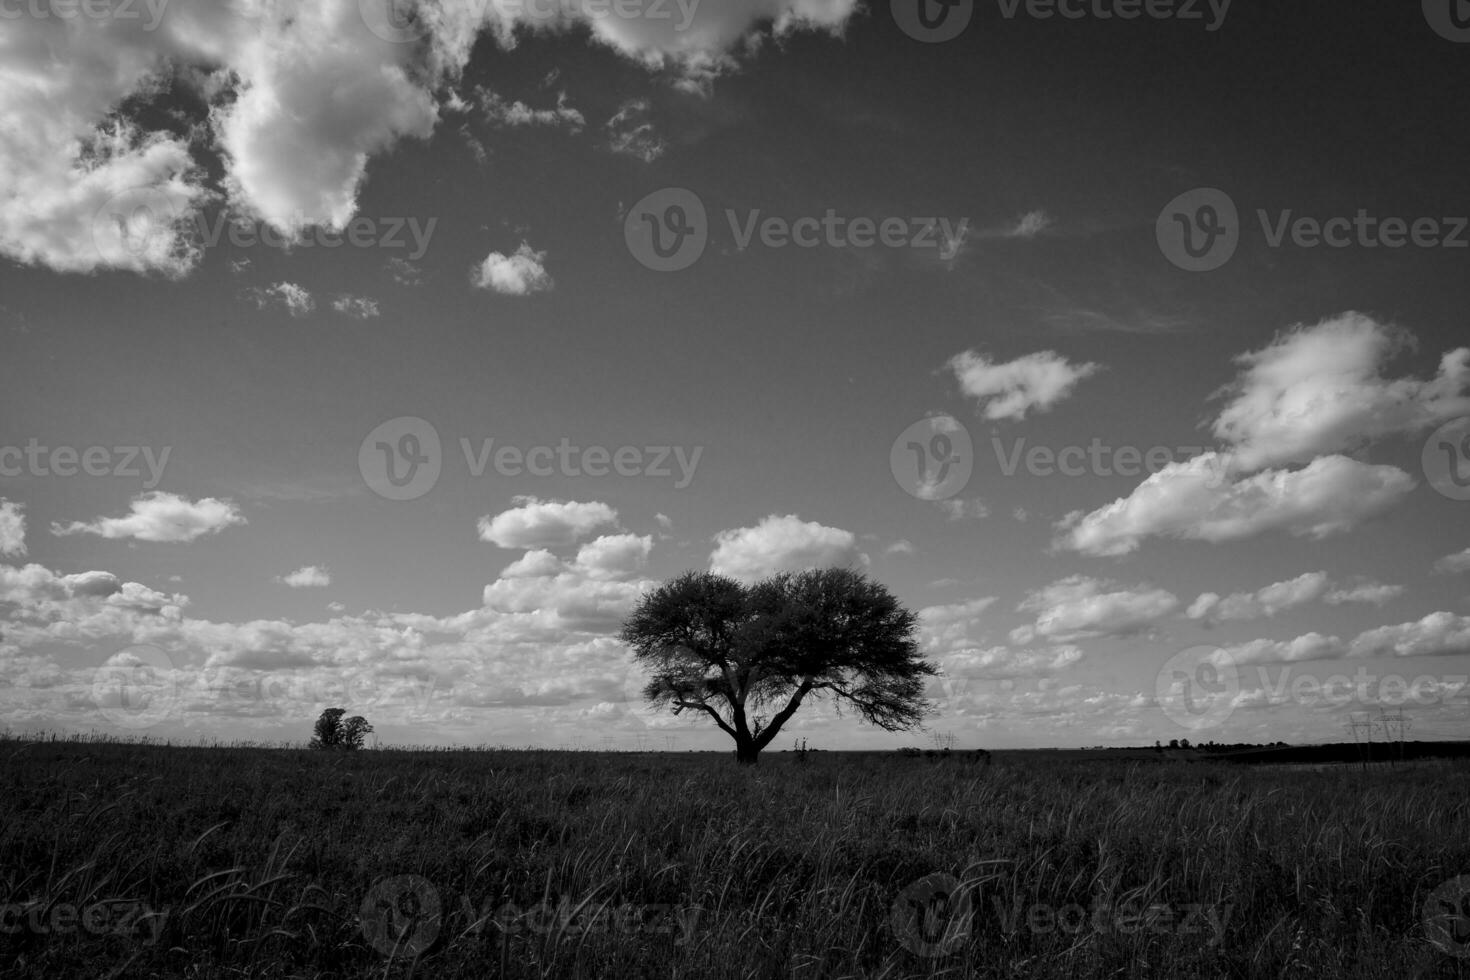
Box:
[620,567,936,765]
[310,707,373,750]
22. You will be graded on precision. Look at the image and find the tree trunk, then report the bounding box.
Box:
[734,738,760,765]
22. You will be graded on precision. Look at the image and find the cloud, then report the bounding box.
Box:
[1324,582,1405,606]
[1054,453,1414,556]
[999,210,1052,239]
[332,295,381,319]
[606,99,668,162]
[277,566,332,588]
[948,350,1101,421]
[51,492,246,543]
[708,514,861,582]
[387,257,424,286]
[1188,572,1403,624]
[573,533,653,580]
[1210,612,1470,666]
[471,242,554,295]
[0,0,863,275]
[1187,571,1328,623]
[1434,547,1470,575]
[247,282,316,317]
[0,500,25,558]
[1015,576,1179,643]
[918,596,998,659]
[478,497,619,549]
[476,87,585,129]
[1348,612,1470,659]
[885,539,916,556]
[938,498,989,521]
[467,0,863,94]
[940,645,1085,683]
[1210,312,1470,471]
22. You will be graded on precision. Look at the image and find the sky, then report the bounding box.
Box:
[2,0,1469,751]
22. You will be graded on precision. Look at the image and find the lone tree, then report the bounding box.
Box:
[620,567,936,765]
[310,707,373,750]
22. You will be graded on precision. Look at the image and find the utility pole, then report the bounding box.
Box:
[1345,713,1374,770]
[1379,708,1410,766]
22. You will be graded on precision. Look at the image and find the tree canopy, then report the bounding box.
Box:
[620,567,936,763]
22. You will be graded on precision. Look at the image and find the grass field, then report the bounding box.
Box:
[3,736,1470,978]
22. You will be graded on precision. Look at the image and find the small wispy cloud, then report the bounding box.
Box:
[332,295,381,319]
[276,565,331,588]
[246,282,315,318]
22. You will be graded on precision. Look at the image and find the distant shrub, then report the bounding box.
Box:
[309,708,373,750]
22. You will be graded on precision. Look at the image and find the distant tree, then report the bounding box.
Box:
[1169,738,1180,750]
[310,708,373,750]
[621,568,936,765]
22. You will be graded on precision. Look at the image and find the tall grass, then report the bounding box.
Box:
[1,736,1467,978]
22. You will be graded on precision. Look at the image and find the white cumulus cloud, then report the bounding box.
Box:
[0,500,26,558]
[1055,453,1414,556]
[52,492,246,543]
[472,242,554,295]
[948,350,1101,421]
[478,497,619,549]
[708,514,861,583]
